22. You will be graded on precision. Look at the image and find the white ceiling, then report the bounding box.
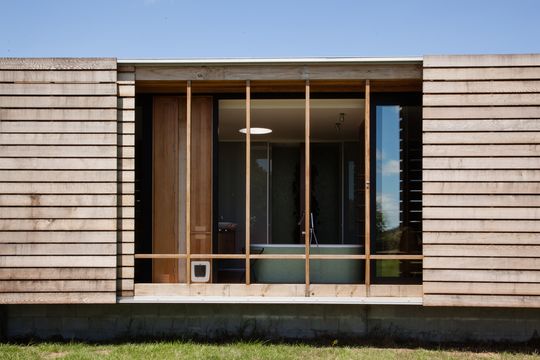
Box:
[219,99,364,142]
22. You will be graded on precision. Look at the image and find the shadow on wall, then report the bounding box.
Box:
[2,304,540,345]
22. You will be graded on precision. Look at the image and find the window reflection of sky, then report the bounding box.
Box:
[376,106,400,230]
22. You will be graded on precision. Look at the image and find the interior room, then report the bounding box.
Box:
[217,98,365,284]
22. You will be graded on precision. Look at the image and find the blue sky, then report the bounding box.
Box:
[1,0,539,58]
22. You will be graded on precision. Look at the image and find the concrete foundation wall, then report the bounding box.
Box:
[2,304,540,343]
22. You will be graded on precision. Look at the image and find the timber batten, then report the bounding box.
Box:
[0,58,118,304]
[422,54,540,308]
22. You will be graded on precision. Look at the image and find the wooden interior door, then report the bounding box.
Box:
[190,97,213,261]
[152,96,186,283]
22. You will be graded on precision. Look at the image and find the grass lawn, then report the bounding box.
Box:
[0,341,538,360]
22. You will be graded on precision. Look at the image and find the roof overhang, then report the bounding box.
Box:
[118,56,423,66]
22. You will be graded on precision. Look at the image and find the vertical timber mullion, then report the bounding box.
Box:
[364,80,371,296]
[186,80,192,284]
[305,80,311,296]
[245,80,251,285]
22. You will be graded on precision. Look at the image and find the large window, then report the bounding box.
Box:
[134,81,422,296]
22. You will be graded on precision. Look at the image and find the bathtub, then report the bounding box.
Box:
[250,244,364,284]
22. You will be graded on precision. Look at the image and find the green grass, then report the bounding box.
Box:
[0,341,538,360]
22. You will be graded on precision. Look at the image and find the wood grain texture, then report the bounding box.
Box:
[116,67,135,296]
[423,54,540,308]
[190,97,213,256]
[136,63,422,81]
[0,58,118,304]
[423,54,540,67]
[0,58,116,70]
[152,96,182,283]
[424,80,540,93]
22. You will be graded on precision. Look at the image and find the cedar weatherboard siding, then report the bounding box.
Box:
[0,58,118,304]
[422,54,540,308]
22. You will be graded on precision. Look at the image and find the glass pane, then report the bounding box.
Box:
[251,259,305,284]
[250,99,304,249]
[216,99,247,283]
[371,260,422,284]
[310,258,365,284]
[309,98,365,284]
[374,104,422,255]
[310,99,365,249]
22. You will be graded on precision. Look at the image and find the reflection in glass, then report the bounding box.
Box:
[374,104,422,256]
[371,260,422,284]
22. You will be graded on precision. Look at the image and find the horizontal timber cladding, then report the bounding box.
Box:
[422,54,540,308]
[116,65,135,297]
[0,58,118,304]
[135,63,422,81]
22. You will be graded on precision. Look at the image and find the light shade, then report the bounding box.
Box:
[239,127,272,135]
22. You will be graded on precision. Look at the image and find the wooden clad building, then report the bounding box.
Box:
[0,54,539,310]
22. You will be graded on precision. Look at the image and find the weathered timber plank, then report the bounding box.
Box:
[423,232,540,245]
[0,255,115,267]
[0,243,115,255]
[0,70,116,83]
[0,108,116,120]
[118,84,135,97]
[0,121,118,133]
[369,285,423,297]
[423,195,540,207]
[423,294,540,307]
[0,58,116,70]
[424,282,540,296]
[423,107,540,119]
[0,96,116,108]
[0,158,119,170]
[423,219,540,232]
[117,242,135,255]
[423,54,540,67]
[424,93,540,106]
[0,280,116,292]
[0,133,117,145]
[0,207,124,219]
[136,64,422,81]
[117,72,135,82]
[423,120,540,132]
[423,257,540,270]
[423,144,540,156]
[0,231,117,243]
[0,292,116,304]
[117,97,135,109]
[117,267,134,279]
[423,182,540,194]
[424,244,540,257]
[117,255,134,267]
[423,157,540,169]
[423,206,540,219]
[423,132,540,144]
[117,109,135,122]
[0,194,131,206]
[424,67,540,80]
[0,267,115,280]
[116,279,134,291]
[424,269,540,283]
[0,146,117,158]
[0,219,123,231]
[0,170,120,182]
[424,80,540,93]
[0,183,120,194]
[422,170,540,182]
